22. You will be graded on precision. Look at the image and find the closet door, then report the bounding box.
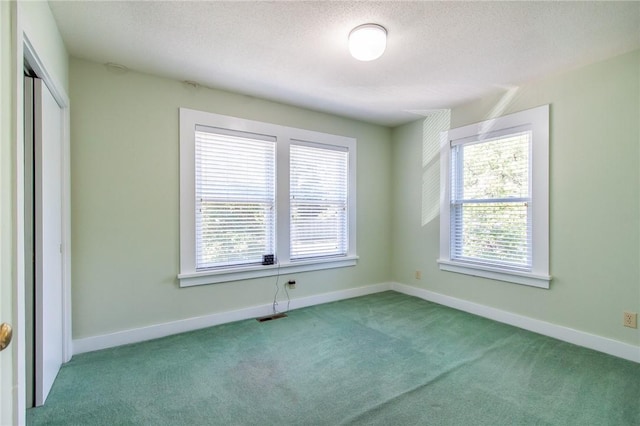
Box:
[31,76,64,406]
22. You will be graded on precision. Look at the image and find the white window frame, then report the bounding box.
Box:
[179,108,357,287]
[438,105,550,288]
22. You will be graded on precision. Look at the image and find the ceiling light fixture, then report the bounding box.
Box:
[348,24,387,61]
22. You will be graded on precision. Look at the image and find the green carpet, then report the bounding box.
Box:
[27,291,640,425]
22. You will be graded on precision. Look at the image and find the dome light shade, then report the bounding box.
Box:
[348,24,387,61]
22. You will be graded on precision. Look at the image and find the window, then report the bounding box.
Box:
[179,108,357,287]
[290,142,349,260]
[438,105,550,288]
[194,127,276,269]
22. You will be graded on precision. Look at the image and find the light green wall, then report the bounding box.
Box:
[70,58,392,339]
[68,32,639,349]
[391,50,640,346]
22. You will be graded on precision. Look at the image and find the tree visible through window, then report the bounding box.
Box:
[452,132,531,269]
[439,105,550,288]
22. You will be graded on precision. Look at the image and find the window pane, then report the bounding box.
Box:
[195,129,275,269]
[461,132,530,200]
[452,202,531,268]
[452,131,532,270]
[290,144,348,260]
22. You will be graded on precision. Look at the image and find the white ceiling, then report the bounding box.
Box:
[49,1,640,127]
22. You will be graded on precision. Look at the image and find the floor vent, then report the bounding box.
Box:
[257,313,287,322]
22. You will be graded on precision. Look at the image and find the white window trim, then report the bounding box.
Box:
[438,105,550,289]
[179,108,357,287]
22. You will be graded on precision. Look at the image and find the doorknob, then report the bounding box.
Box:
[0,323,12,351]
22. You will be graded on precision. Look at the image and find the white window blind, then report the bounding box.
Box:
[180,108,357,287]
[290,142,348,260]
[195,125,276,269]
[450,131,532,271]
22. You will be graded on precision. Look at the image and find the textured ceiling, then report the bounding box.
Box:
[49,1,640,127]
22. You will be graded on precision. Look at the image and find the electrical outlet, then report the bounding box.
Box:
[415,270,422,280]
[623,312,637,328]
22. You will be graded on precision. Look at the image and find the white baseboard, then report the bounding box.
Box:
[391,282,640,363]
[72,282,391,355]
[287,282,391,310]
[74,281,639,363]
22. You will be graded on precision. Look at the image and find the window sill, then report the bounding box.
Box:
[437,259,550,289]
[178,256,359,287]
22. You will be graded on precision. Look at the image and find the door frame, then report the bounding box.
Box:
[11,3,71,422]
[24,34,72,363]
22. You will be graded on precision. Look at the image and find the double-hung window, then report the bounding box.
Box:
[290,142,349,260]
[179,108,357,287]
[438,105,550,288]
[194,127,276,269]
